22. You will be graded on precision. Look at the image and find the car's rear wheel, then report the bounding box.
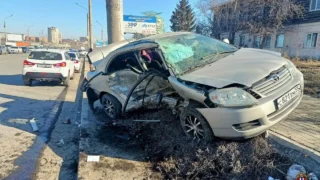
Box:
[101,94,122,119]
[180,106,215,142]
[63,73,70,86]
[23,79,32,86]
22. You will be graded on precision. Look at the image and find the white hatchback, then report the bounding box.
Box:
[22,49,75,86]
[67,51,82,73]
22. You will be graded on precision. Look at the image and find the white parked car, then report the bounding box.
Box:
[67,51,81,73]
[9,46,22,54]
[22,49,75,86]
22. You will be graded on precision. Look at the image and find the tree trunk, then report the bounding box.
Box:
[229,32,236,45]
[260,35,266,49]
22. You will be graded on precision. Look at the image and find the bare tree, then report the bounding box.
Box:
[197,0,244,43]
[241,0,304,48]
[197,0,304,48]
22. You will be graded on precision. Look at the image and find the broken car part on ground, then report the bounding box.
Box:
[81,32,304,141]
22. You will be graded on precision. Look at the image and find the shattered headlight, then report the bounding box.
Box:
[285,58,297,76]
[208,88,258,108]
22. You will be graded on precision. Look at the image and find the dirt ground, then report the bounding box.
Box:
[0,125,36,179]
[79,107,320,180]
[292,59,320,97]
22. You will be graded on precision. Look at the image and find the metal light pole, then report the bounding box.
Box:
[25,25,34,41]
[75,2,89,37]
[96,20,104,41]
[4,15,13,44]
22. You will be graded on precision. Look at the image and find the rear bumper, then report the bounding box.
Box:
[23,72,66,81]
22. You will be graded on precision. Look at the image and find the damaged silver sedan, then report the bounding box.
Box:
[82,32,304,141]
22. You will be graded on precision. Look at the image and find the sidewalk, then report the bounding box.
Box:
[271,95,320,160]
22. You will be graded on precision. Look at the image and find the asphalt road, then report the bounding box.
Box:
[0,54,83,179]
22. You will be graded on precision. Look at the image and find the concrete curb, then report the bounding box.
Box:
[269,130,320,164]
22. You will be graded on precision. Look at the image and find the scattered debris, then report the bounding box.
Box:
[286,164,306,180]
[63,119,71,124]
[133,120,160,123]
[29,118,39,132]
[57,139,64,147]
[87,155,100,162]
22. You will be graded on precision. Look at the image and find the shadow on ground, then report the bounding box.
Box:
[0,81,81,180]
[0,74,62,86]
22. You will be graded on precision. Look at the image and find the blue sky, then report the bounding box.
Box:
[0,0,198,40]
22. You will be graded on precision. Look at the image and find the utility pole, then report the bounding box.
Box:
[96,21,104,41]
[88,0,93,49]
[106,0,124,43]
[75,3,89,37]
[25,25,34,41]
[4,15,13,44]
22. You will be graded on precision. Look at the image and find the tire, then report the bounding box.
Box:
[63,72,70,86]
[23,79,32,86]
[180,105,215,142]
[100,94,122,119]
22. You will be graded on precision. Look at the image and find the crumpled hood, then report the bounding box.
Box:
[179,48,286,88]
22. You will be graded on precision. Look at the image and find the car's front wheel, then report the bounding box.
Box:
[101,94,121,119]
[180,106,215,142]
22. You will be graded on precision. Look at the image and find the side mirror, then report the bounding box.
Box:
[90,64,96,72]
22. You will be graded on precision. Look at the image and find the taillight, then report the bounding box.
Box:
[53,62,67,67]
[23,60,35,66]
[75,60,79,63]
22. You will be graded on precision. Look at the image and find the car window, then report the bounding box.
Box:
[28,51,63,60]
[154,34,238,75]
[65,53,71,60]
[67,52,76,58]
[107,52,142,74]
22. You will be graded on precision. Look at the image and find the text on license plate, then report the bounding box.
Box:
[277,85,301,109]
[37,64,52,68]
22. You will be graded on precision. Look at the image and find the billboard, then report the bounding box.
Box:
[7,34,24,42]
[123,15,157,35]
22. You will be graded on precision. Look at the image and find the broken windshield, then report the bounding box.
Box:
[154,34,238,75]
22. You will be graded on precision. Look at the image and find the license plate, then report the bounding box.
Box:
[277,85,301,109]
[37,64,52,68]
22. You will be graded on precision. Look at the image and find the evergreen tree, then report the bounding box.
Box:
[170,0,196,32]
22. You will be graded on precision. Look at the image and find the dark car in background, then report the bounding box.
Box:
[22,47,28,53]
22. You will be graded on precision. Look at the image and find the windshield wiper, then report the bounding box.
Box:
[218,50,237,54]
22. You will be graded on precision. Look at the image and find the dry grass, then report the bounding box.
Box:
[110,109,292,180]
[291,59,320,97]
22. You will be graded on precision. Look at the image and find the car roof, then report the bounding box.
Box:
[143,31,191,40]
[31,49,67,53]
